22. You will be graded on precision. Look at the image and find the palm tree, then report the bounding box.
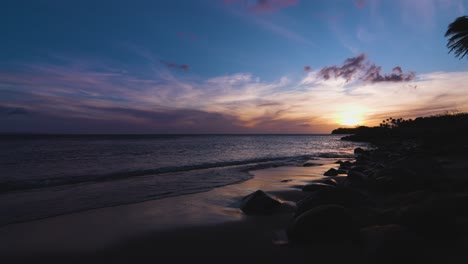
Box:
[445,16,468,59]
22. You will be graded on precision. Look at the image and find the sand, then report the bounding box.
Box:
[1,160,358,263]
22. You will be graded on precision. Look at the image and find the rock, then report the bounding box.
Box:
[288,204,356,244]
[281,179,292,183]
[324,168,338,176]
[360,224,422,264]
[354,147,366,155]
[369,155,442,193]
[302,182,335,192]
[335,160,343,164]
[349,165,367,173]
[340,161,354,170]
[312,177,337,186]
[336,169,348,174]
[349,207,381,228]
[295,187,373,217]
[398,195,459,239]
[240,190,281,215]
[344,170,369,188]
[303,161,316,167]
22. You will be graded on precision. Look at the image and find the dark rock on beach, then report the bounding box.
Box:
[339,161,354,170]
[324,168,338,176]
[295,187,374,217]
[288,204,357,244]
[344,170,369,188]
[240,190,281,215]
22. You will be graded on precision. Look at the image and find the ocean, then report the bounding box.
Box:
[0,134,367,226]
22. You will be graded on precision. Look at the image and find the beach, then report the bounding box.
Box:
[3,137,468,264]
[1,159,356,263]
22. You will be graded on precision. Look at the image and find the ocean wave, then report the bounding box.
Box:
[0,154,326,193]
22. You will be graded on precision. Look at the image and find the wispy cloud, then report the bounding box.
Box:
[177,31,198,41]
[161,61,190,71]
[0,105,29,116]
[399,0,466,31]
[221,0,310,44]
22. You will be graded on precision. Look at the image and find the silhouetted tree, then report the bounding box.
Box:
[445,16,468,59]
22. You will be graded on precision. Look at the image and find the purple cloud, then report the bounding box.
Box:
[162,61,190,71]
[224,0,299,13]
[318,54,416,83]
[354,1,368,9]
[304,65,312,72]
[177,31,198,41]
[361,65,416,83]
[318,53,366,82]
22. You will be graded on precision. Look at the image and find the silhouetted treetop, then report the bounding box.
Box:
[445,16,468,59]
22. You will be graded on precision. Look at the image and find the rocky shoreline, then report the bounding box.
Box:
[240,143,468,263]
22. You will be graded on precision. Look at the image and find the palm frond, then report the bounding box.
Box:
[445,16,468,59]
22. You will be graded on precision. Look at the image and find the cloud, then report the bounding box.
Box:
[161,61,190,71]
[257,101,282,107]
[398,0,466,31]
[314,12,344,24]
[177,31,197,41]
[304,65,312,72]
[0,105,29,115]
[1,56,468,134]
[224,0,299,14]
[361,65,415,83]
[354,1,368,9]
[318,53,366,82]
[318,53,415,83]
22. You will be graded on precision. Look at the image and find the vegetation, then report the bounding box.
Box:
[333,112,468,154]
[445,16,468,59]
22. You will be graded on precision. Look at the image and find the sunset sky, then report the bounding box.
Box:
[1,0,467,134]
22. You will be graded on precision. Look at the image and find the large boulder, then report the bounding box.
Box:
[295,187,374,217]
[288,204,357,244]
[397,195,460,239]
[369,154,442,193]
[344,170,369,188]
[240,190,281,215]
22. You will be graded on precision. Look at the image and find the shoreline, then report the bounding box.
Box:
[0,155,331,227]
[1,158,343,262]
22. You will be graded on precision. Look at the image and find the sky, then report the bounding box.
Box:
[1,0,467,134]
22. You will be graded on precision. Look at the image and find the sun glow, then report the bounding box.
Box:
[337,109,365,127]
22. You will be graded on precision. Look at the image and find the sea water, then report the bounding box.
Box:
[0,134,367,225]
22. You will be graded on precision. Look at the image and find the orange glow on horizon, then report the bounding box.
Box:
[336,107,366,127]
